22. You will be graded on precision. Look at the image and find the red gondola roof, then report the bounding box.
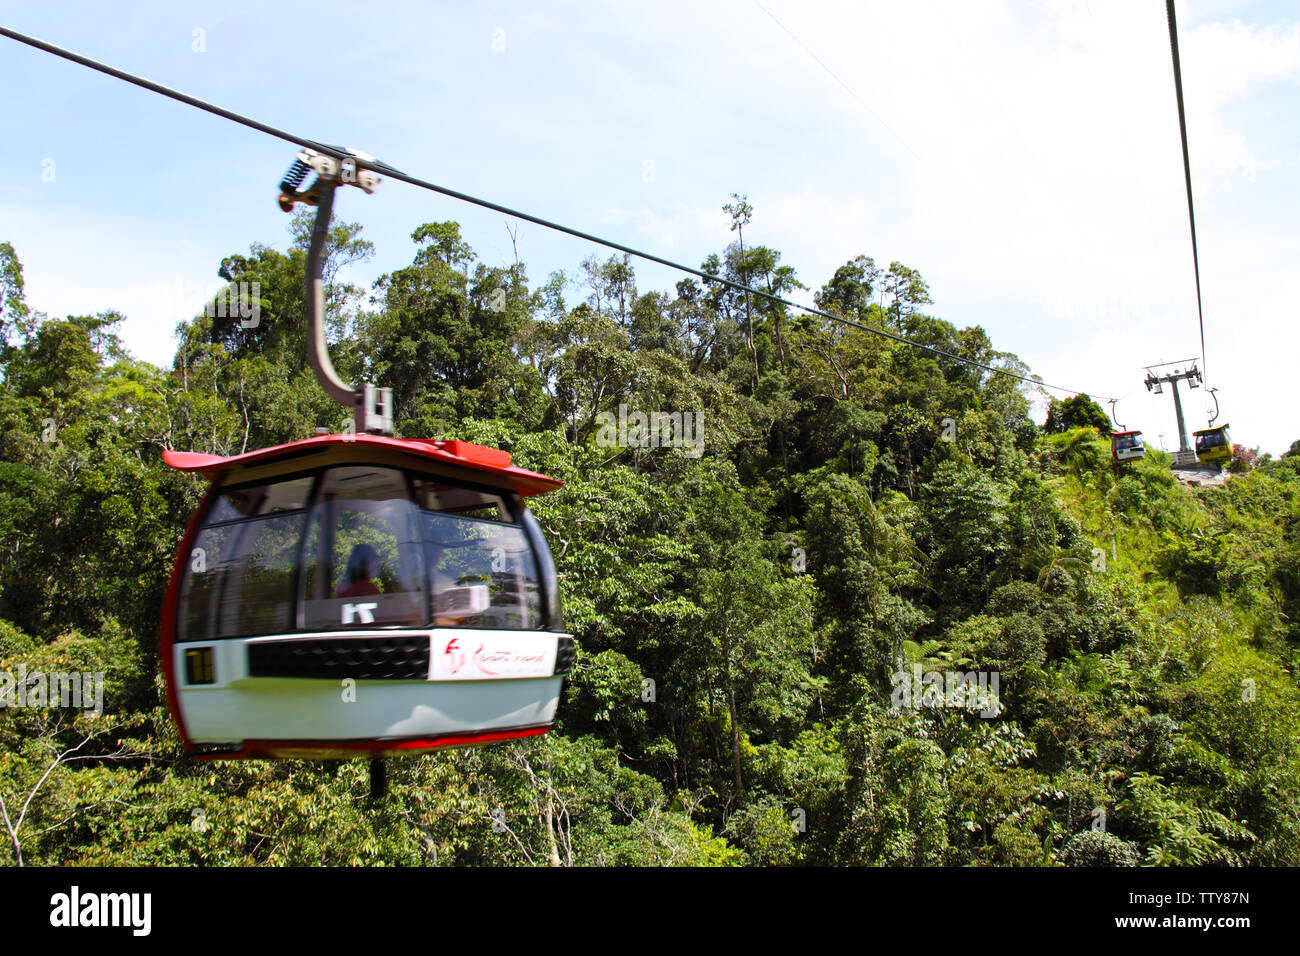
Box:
[1110,430,1142,437]
[162,434,563,497]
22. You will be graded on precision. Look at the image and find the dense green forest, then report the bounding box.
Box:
[1,208,1297,867]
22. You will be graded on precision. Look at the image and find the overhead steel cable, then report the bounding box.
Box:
[1165,0,1208,384]
[0,24,1116,401]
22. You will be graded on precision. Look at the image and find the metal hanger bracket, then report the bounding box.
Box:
[278,148,392,436]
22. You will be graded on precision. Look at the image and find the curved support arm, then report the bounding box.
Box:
[304,183,356,408]
[281,147,392,435]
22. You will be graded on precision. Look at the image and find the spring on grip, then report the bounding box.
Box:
[278,157,310,194]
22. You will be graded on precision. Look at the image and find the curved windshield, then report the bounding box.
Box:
[176,466,549,639]
[416,479,542,630]
[299,467,426,630]
[178,478,313,642]
[522,508,562,630]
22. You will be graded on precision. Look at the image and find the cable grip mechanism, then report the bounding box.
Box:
[277,146,392,436]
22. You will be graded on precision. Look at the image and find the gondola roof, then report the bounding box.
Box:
[162,434,563,497]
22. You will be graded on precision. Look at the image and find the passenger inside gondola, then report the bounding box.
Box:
[338,543,382,598]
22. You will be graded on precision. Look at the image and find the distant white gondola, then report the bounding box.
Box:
[1111,430,1145,463]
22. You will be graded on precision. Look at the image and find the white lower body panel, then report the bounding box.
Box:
[175,628,567,747]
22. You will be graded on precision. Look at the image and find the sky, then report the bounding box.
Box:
[2,0,1297,454]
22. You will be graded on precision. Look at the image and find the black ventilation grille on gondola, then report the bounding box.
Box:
[248,636,430,680]
[553,636,575,676]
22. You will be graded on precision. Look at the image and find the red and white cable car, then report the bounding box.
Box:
[1110,430,1145,463]
[161,434,570,759]
[159,149,572,760]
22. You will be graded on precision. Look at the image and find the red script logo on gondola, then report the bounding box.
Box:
[444,637,468,675]
[436,635,550,680]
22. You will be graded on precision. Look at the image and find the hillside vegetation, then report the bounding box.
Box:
[0,221,1296,867]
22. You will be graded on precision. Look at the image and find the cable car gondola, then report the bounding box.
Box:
[160,149,572,759]
[1193,424,1232,465]
[1110,430,1145,463]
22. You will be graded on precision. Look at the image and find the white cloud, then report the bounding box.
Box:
[1183,18,1300,188]
[2,203,225,368]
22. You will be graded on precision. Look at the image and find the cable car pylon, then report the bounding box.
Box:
[1144,359,1203,468]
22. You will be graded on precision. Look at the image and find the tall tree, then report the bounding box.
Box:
[723,193,759,387]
